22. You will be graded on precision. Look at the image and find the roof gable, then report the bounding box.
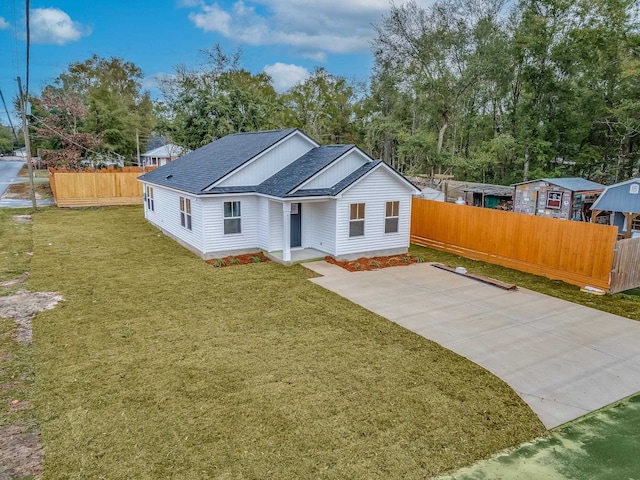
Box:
[592,178,640,213]
[257,145,353,197]
[139,128,299,194]
[336,161,421,196]
[291,161,420,198]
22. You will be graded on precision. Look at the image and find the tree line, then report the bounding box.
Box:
[14,0,639,184]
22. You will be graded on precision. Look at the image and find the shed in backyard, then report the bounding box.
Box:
[462,184,513,209]
[590,178,640,238]
[512,178,605,221]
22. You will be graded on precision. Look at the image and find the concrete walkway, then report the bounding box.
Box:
[305,261,640,429]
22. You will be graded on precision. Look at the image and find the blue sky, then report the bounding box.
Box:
[0,0,428,126]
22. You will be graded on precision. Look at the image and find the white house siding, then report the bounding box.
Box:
[303,201,336,254]
[257,196,270,250]
[143,184,205,255]
[300,151,367,190]
[201,195,260,256]
[216,134,315,187]
[268,200,284,252]
[335,168,413,258]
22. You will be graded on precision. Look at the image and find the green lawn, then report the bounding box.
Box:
[0,209,37,440]
[441,393,640,479]
[19,206,545,479]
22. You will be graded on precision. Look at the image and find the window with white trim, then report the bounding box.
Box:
[224,201,241,234]
[385,201,399,233]
[349,203,365,237]
[180,197,192,230]
[145,185,154,211]
[546,191,562,209]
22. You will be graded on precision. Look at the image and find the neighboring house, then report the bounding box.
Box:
[13,147,27,158]
[140,144,188,167]
[590,178,640,238]
[512,178,605,221]
[138,128,420,264]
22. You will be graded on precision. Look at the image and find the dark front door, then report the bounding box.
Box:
[290,203,302,248]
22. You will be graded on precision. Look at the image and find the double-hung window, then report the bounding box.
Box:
[224,201,241,234]
[349,203,365,237]
[180,197,192,230]
[385,201,399,233]
[145,185,154,211]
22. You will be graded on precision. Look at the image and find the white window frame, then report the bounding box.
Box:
[385,201,399,234]
[224,201,241,235]
[180,197,192,231]
[546,191,562,209]
[145,185,154,211]
[349,203,365,237]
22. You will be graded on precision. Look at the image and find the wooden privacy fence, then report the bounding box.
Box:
[49,167,154,207]
[410,198,619,291]
[610,237,640,294]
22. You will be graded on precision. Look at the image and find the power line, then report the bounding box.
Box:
[0,88,19,140]
[11,0,21,77]
[30,114,124,162]
[25,0,30,97]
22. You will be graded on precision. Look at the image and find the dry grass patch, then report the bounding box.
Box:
[27,207,544,479]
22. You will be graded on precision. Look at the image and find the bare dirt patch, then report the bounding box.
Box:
[1,182,52,200]
[0,290,63,345]
[325,254,422,272]
[0,423,44,479]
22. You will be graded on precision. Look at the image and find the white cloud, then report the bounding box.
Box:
[263,63,310,92]
[0,17,10,30]
[30,8,90,45]
[185,1,429,58]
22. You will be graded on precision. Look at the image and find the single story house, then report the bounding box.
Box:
[138,128,420,263]
[140,144,188,167]
[590,178,640,238]
[512,178,605,221]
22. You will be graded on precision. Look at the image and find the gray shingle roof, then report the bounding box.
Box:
[290,161,383,197]
[139,128,298,194]
[257,145,353,197]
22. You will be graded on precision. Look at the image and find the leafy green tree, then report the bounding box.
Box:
[160,46,280,149]
[30,55,154,167]
[0,124,13,153]
[280,67,358,144]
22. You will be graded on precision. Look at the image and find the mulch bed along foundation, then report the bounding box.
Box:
[205,252,269,267]
[326,255,422,272]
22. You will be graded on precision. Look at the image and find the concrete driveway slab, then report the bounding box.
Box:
[307,262,640,429]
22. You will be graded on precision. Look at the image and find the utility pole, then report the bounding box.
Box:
[17,76,37,210]
[136,129,141,171]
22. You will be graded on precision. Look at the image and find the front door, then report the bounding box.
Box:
[290,203,302,248]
